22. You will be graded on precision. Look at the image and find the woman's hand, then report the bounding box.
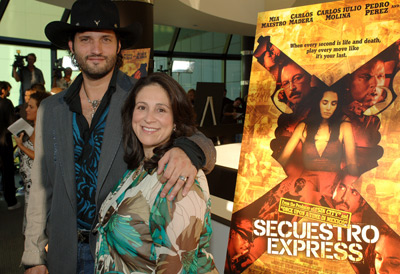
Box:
[13,132,24,147]
[13,132,35,159]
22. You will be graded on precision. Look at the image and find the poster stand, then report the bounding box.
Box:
[200,96,216,127]
[200,96,220,145]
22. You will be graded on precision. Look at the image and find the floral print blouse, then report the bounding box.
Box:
[19,139,34,235]
[95,166,219,274]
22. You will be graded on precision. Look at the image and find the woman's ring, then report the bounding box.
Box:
[179,175,188,182]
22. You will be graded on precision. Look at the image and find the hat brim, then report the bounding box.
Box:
[45,21,142,50]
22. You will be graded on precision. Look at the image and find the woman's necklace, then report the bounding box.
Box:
[82,86,102,118]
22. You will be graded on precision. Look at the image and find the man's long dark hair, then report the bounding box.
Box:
[304,87,344,142]
[121,72,197,171]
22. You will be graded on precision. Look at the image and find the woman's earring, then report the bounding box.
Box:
[173,124,176,131]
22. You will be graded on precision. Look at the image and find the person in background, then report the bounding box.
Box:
[220,97,244,144]
[95,72,218,273]
[0,81,12,99]
[21,0,216,273]
[187,88,195,107]
[13,92,51,234]
[221,97,244,124]
[15,83,46,123]
[221,88,233,121]
[52,67,73,90]
[0,81,12,197]
[0,81,18,210]
[12,53,45,105]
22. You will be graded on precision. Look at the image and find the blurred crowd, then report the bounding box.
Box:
[1,54,71,212]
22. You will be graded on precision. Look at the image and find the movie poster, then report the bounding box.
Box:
[225,0,400,273]
[120,48,150,79]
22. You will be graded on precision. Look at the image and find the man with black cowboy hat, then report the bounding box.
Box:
[21,1,216,273]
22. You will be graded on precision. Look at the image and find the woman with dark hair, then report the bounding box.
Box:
[278,88,358,199]
[95,73,218,273]
[365,224,400,274]
[13,91,51,233]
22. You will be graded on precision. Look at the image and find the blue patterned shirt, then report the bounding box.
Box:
[64,69,118,230]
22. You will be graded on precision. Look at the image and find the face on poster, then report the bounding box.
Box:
[226,1,400,273]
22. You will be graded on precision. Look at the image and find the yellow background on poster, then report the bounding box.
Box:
[256,0,400,86]
[120,48,150,79]
[234,1,400,235]
[227,2,400,273]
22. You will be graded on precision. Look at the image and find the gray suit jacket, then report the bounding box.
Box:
[21,71,216,273]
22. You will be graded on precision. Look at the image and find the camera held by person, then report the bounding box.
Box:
[52,58,65,80]
[12,50,27,69]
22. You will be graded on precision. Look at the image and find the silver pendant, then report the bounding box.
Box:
[91,100,100,109]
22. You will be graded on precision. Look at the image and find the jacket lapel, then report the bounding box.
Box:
[96,72,133,200]
[53,98,77,210]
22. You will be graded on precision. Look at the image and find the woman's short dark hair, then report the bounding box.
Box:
[29,92,51,107]
[121,72,197,171]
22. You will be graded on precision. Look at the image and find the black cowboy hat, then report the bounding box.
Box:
[45,0,142,50]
